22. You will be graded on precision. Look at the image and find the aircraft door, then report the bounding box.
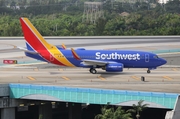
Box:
[145,54,149,62]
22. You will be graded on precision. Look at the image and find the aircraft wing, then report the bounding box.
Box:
[81,59,117,66]
[17,47,39,54]
[71,48,117,66]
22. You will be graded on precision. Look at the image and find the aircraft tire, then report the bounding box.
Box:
[90,68,97,74]
[147,70,151,73]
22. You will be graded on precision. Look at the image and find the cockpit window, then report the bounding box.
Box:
[154,55,159,59]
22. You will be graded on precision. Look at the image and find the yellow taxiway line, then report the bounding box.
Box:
[58,69,64,71]
[98,76,106,80]
[61,76,69,80]
[162,76,173,80]
[27,76,36,80]
[172,68,178,71]
[1,43,17,49]
[131,76,140,80]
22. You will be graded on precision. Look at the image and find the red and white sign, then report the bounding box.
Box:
[3,60,17,64]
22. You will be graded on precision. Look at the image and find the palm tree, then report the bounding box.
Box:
[127,100,149,119]
[113,107,132,119]
[95,103,132,119]
[95,106,114,119]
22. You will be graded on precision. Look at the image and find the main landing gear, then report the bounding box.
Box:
[89,68,97,74]
[147,69,151,73]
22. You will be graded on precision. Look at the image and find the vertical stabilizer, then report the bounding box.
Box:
[20,17,75,67]
[20,18,51,51]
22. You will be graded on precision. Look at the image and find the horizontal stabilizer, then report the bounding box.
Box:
[17,47,39,54]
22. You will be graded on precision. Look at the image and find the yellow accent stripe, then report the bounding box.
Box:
[27,76,36,80]
[131,76,140,80]
[51,48,75,67]
[61,76,69,80]
[23,18,75,67]
[98,76,106,80]
[163,76,172,80]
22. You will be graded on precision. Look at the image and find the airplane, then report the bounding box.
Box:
[18,17,167,74]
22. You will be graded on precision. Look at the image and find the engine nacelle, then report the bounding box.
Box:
[105,63,123,72]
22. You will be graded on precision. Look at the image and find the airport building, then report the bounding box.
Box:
[0,83,179,119]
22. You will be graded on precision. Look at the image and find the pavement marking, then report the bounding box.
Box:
[34,68,39,71]
[1,43,17,49]
[131,76,140,80]
[61,76,69,80]
[162,76,173,80]
[0,62,46,68]
[16,56,27,58]
[27,76,36,80]
[172,68,178,71]
[58,69,64,71]
[98,76,106,80]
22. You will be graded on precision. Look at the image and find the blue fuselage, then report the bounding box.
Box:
[25,49,167,69]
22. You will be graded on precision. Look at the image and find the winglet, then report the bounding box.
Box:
[62,43,67,49]
[71,48,81,60]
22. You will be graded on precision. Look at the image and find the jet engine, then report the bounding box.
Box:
[105,63,124,72]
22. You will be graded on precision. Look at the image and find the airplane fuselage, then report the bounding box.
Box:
[25,49,165,69]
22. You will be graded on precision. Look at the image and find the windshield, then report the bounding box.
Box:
[154,55,159,59]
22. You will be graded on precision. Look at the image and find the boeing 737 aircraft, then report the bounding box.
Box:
[19,17,167,74]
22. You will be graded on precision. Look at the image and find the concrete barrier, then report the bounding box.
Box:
[0,36,180,40]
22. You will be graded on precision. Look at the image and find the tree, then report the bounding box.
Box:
[127,100,149,119]
[95,103,132,119]
[0,0,5,7]
[95,18,107,36]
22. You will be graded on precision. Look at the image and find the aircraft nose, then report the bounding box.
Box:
[160,58,167,65]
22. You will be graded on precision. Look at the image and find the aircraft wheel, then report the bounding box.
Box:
[90,68,97,74]
[147,69,151,73]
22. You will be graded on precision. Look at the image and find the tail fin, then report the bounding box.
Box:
[20,17,75,67]
[20,17,52,51]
